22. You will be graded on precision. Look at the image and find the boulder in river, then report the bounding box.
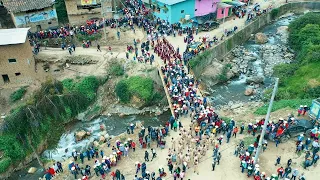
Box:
[75,130,87,141]
[244,88,254,96]
[99,136,106,143]
[28,167,37,174]
[246,76,264,84]
[255,33,268,44]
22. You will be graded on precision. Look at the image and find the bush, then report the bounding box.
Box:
[270,8,279,19]
[115,80,131,103]
[109,62,124,76]
[0,135,26,161]
[55,0,69,24]
[10,87,27,102]
[0,158,12,173]
[254,99,312,115]
[189,50,211,69]
[76,33,102,42]
[75,76,100,102]
[216,64,231,83]
[115,76,155,104]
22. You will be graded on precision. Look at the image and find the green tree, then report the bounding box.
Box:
[55,0,69,24]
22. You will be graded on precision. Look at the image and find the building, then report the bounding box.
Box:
[65,0,113,25]
[2,0,58,31]
[216,2,232,19]
[0,2,15,29]
[152,0,195,25]
[194,0,220,17]
[0,28,36,86]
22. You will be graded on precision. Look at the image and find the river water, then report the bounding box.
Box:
[210,16,296,105]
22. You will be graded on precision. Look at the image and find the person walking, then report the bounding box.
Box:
[97,44,101,52]
[151,148,157,161]
[144,151,149,162]
[233,127,239,138]
[194,160,199,175]
[291,169,299,180]
[275,156,281,166]
[212,158,217,171]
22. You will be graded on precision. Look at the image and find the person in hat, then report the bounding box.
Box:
[298,105,303,116]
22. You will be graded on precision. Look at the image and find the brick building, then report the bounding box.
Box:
[2,0,58,31]
[0,28,37,86]
[65,0,113,25]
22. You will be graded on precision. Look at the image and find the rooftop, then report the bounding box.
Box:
[0,28,30,46]
[156,0,186,6]
[2,0,55,13]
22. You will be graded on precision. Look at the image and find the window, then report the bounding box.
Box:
[181,10,184,13]
[195,9,197,11]
[8,59,16,63]
[48,21,52,24]
[15,72,21,76]
[221,9,224,15]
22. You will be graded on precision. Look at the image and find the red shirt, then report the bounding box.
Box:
[131,141,136,148]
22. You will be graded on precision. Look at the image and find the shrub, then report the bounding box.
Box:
[75,76,100,102]
[76,33,102,42]
[10,87,27,102]
[254,99,312,115]
[0,135,26,161]
[270,8,279,19]
[109,62,124,76]
[0,158,12,173]
[115,80,131,103]
[115,76,155,104]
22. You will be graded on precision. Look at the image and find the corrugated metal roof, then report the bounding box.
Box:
[2,0,55,13]
[218,2,233,8]
[156,0,186,6]
[0,28,30,46]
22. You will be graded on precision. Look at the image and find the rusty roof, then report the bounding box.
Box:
[2,0,55,13]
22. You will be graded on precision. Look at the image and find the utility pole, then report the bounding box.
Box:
[101,0,107,40]
[254,78,279,164]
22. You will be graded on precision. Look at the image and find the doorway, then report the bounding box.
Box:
[2,74,10,83]
[36,25,41,31]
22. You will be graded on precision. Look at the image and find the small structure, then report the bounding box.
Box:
[2,0,58,31]
[65,0,113,25]
[0,28,37,86]
[152,0,195,25]
[310,98,320,120]
[194,0,220,17]
[216,2,232,20]
[0,2,15,29]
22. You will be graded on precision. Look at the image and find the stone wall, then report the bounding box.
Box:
[192,1,320,79]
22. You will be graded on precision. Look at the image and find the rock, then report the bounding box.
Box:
[93,141,99,147]
[255,33,268,44]
[231,104,241,109]
[104,133,110,139]
[100,131,107,136]
[244,88,254,96]
[86,132,91,136]
[246,76,264,84]
[28,167,37,174]
[119,113,125,117]
[75,130,87,141]
[99,136,106,143]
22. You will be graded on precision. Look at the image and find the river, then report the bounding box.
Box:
[210,15,297,105]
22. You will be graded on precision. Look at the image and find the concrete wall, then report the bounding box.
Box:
[0,40,36,86]
[192,1,320,78]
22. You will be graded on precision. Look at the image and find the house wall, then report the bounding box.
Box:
[13,6,58,31]
[171,0,195,24]
[195,0,220,17]
[0,40,36,86]
[65,0,113,25]
[216,6,230,19]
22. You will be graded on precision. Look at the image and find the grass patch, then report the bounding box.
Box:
[108,61,124,76]
[10,86,27,102]
[243,136,256,147]
[254,99,312,115]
